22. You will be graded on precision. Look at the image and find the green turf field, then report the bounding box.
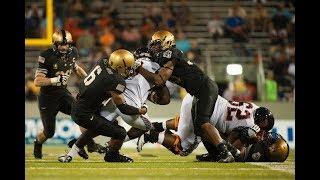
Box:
[26,145,294,180]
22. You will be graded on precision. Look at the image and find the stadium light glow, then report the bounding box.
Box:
[226,64,243,75]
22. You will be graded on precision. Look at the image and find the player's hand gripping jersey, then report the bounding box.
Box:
[177,94,260,155]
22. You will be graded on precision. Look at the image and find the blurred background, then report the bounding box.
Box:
[25,0,294,147]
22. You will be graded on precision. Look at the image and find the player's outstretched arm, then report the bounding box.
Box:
[74,64,87,79]
[138,61,174,86]
[111,91,147,115]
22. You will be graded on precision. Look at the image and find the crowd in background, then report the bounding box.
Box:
[25,0,295,103]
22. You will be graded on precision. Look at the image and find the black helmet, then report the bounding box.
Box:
[254,107,275,131]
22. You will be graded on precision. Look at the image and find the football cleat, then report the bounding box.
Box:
[196,153,219,162]
[78,147,89,160]
[137,134,146,152]
[58,155,72,163]
[217,151,235,163]
[33,139,43,159]
[104,152,134,163]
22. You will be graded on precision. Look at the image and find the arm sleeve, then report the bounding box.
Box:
[35,51,50,76]
[116,103,140,115]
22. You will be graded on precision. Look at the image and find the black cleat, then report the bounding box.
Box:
[104,151,134,163]
[78,147,89,160]
[58,155,72,163]
[33,139,43,159]
[217,151,235,163]
[216,143,235,163]
[225,141,241,158]
[196,153,218,162]
[87,143,107,154]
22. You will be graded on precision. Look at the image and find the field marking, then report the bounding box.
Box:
[27,167,267,171]
[248,162,295,175]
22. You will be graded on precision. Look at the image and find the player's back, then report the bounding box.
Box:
[154,47,208,95]
[210,96,259,133]
[75,59,126,114]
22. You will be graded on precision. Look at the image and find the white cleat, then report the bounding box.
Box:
[58,155,72,163]
[136,135,146,152]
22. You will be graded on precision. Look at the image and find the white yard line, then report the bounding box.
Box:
[248,162,295,175]
[27,167,266,171]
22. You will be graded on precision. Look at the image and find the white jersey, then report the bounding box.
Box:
[210,95,260,134]
[177,94,260,155]
[100,57,159,130]
[123,59,160,107]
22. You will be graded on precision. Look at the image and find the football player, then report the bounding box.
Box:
[33,29,104,159]
[67,47,171,153]
[58,49,147,163]
[135,30,236,162]
[137,94,275,160]
[196,129,290,162]
[99,47,170,142]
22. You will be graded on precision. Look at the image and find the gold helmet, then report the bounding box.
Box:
[52,29,73,45]
[149,30,175,50]
[108,49,135,78]
[266,133,289,162]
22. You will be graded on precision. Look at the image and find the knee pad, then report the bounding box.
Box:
[113,126,127,140]
[168,134,183,155]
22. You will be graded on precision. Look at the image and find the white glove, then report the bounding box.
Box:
[50,74,69,86]
[60,74,70,85]
[251,124,261,133]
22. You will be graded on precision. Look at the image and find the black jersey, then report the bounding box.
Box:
[36,47,79,94]
[153,47,208,95]
[74,59,126,114]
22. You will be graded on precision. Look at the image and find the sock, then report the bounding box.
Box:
[67,144,80,158]
[158,131,165,144]
[162,121,167,130]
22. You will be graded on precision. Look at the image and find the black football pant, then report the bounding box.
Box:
[38,91,73,138]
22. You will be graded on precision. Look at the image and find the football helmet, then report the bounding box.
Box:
[264,132,289,162]
[254,107,275,131]
[108,49,135,78]
[148,30,175,54]
[52,29,73,54]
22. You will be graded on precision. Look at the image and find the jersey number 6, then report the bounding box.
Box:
[84,65,102,86]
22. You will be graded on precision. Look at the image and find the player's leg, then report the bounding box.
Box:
[59,92,106,154]
[193,79,235,163]
[60,114,132,162]
[34,95,59,159]
[152,115,180,132]
[121,113,153,142]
